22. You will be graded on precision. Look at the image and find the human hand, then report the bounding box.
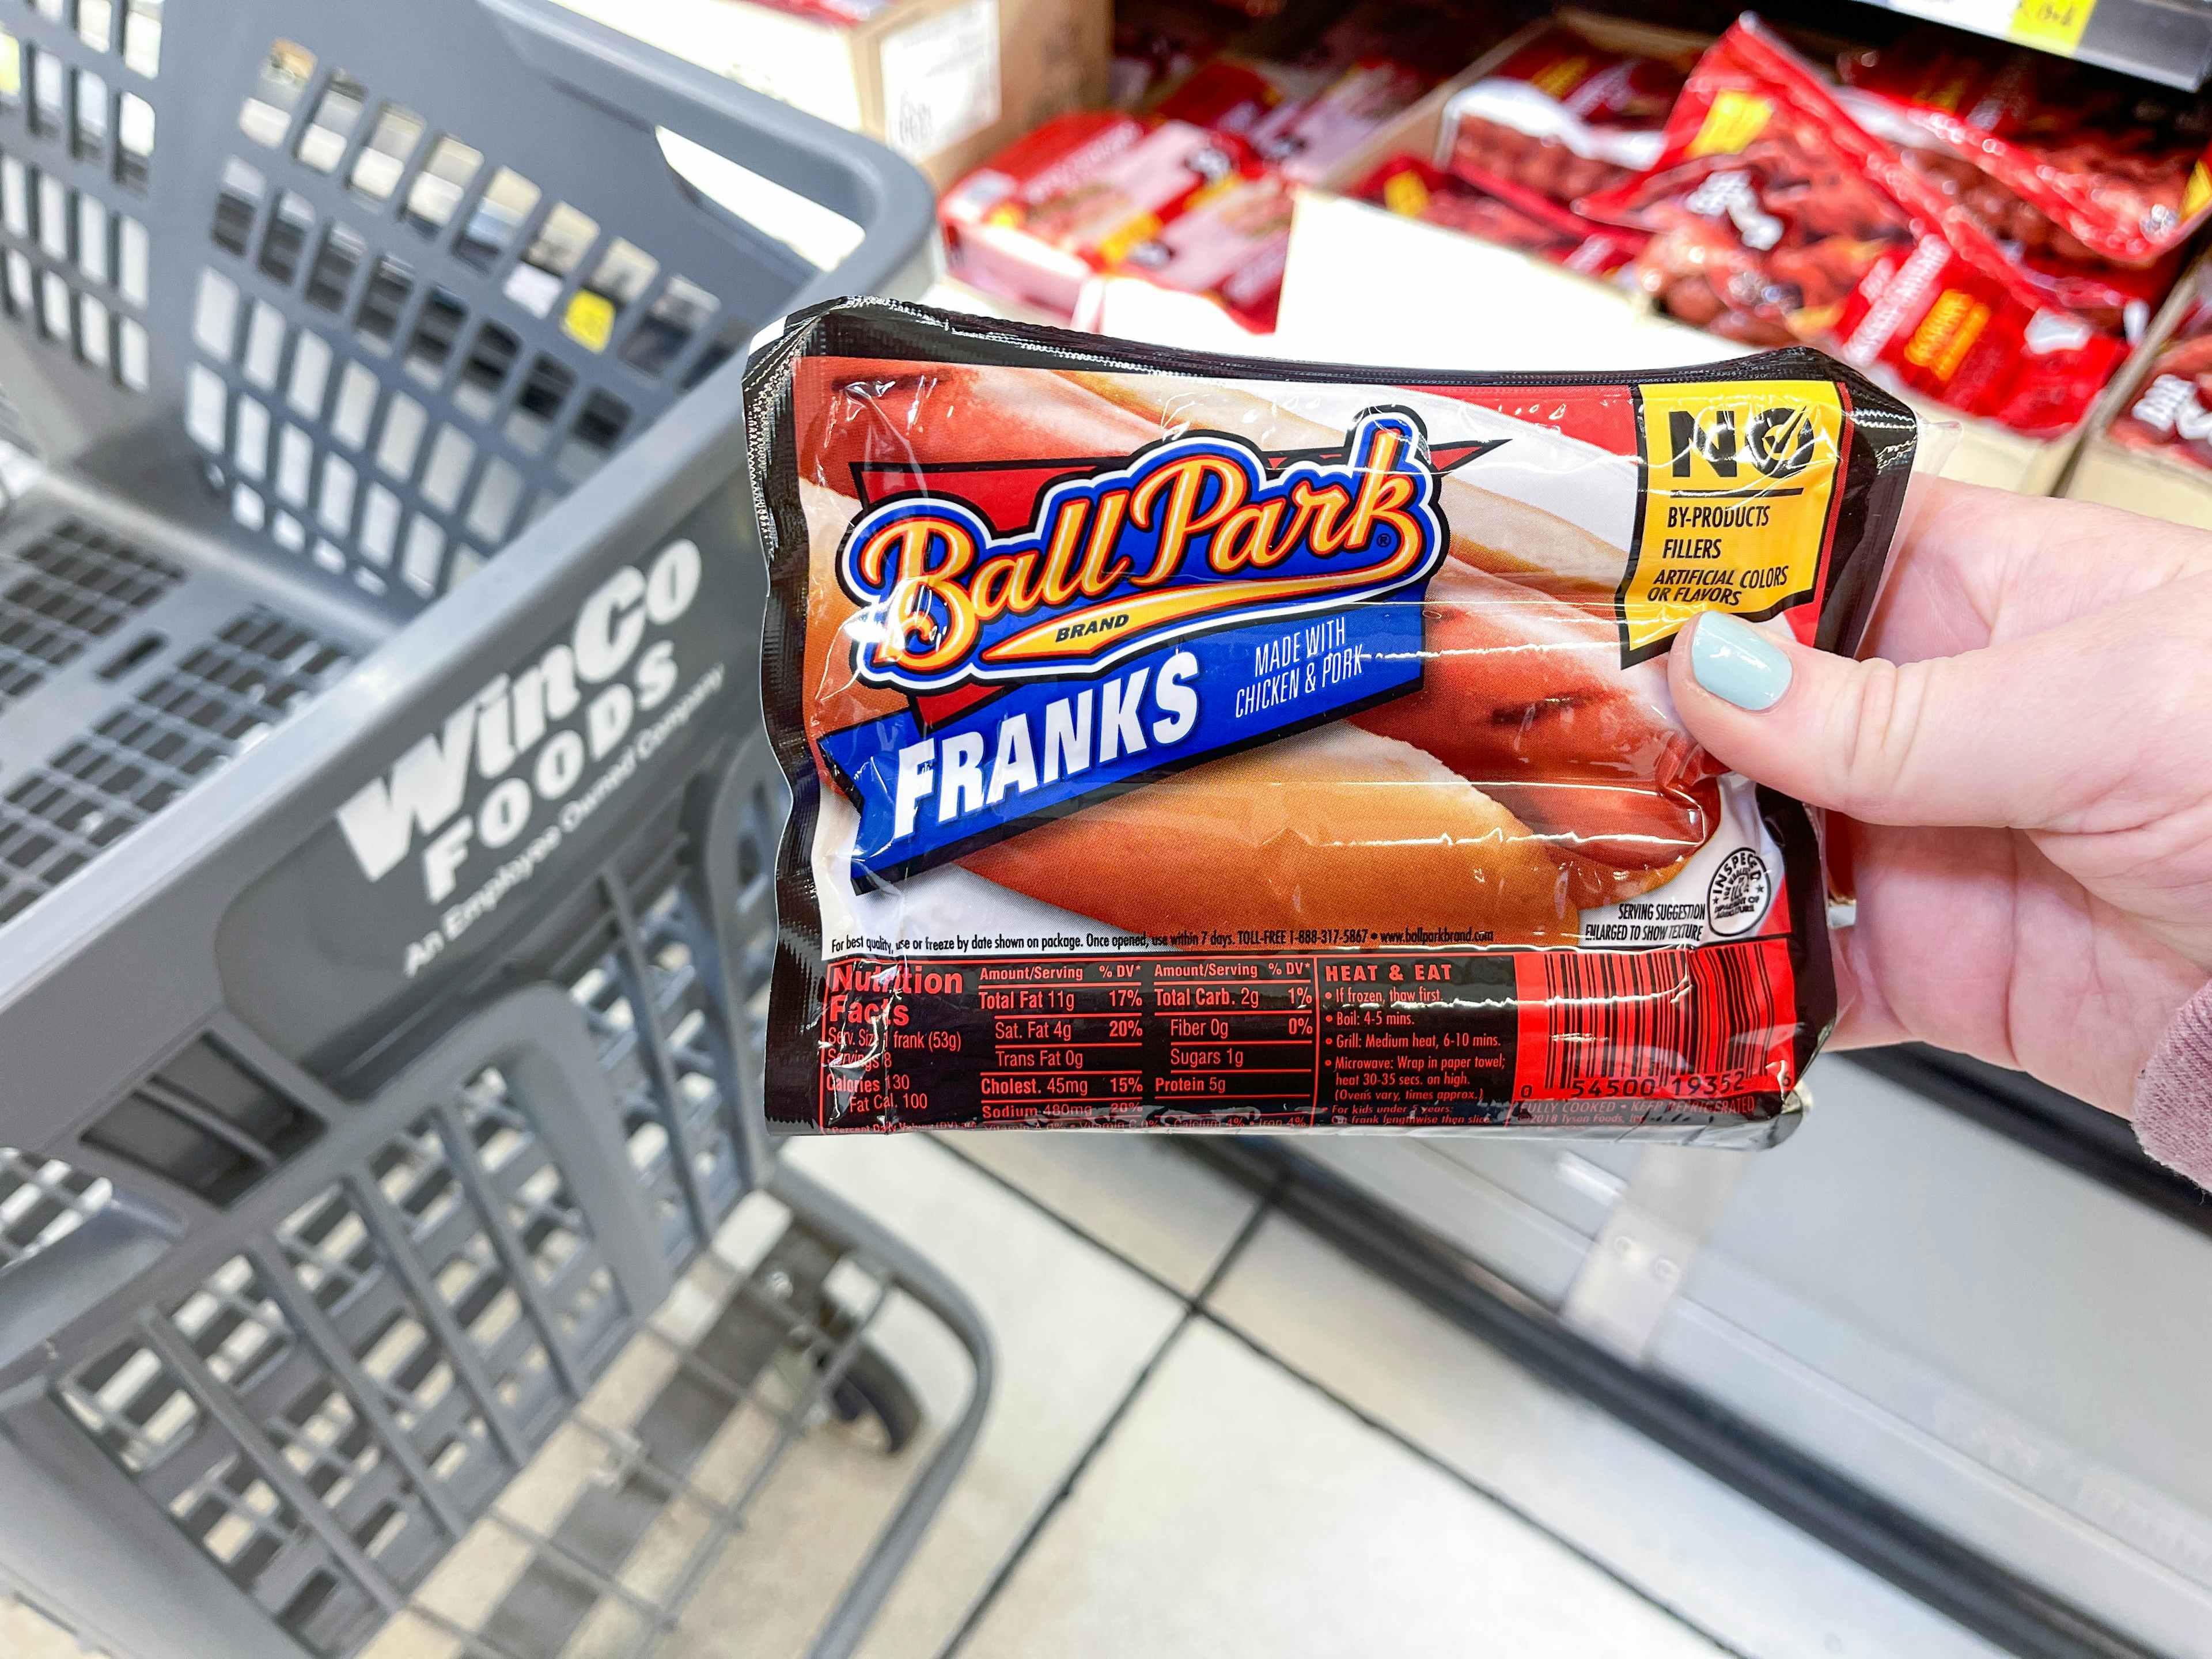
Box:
[1668,478,2212,1115]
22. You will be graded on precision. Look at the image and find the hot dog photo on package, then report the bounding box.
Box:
[745,298,1921,1140]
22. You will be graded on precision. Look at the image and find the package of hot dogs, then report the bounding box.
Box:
[2108,282,2212,468]
[1107,172,1294,332]
[1245,59,1437,184]
[1579,17,2127,438]
[1829,40,2182,332]
[1111,0,1252,110]
[1427,20,1696,290]
[1354,154,1643,277]
[1151,58,1318,138]
[1152,56,1435,187]
[747,298,1923,1139]
[938,114,1257,319]
[1438,21,1698,213]
[1838,30,2212,270]
[1151,0,1505,164]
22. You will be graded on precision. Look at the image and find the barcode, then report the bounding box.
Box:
[894,97,940,157]
[1541,941,1786,1092]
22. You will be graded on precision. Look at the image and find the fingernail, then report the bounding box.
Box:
[1690,613,1793,711]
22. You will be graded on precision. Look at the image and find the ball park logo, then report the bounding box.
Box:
[834,410,1466,695]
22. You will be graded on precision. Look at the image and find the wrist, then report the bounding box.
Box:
[2133,981,2212,1188]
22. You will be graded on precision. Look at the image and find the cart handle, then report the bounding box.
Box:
[0,1194,179,1377]
[478,0,941,308]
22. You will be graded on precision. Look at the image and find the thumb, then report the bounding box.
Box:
[1667,611,2087,830]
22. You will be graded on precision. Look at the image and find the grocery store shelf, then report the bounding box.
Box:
[1851,0,2212,90]
[1182,1134,2163,1659]
[1853,1045,2212,1239]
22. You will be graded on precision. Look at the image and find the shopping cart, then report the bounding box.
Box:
[0,2,991,1657]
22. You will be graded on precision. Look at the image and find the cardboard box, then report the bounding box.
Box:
[555,0,1109,187]
[1269,12,2094,494]
[2061,255,2212,527]
[2062,441,2212,525]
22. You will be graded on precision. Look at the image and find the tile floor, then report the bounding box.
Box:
[4,1133,1994,1659]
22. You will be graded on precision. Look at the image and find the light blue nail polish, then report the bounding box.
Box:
[1690,612,1792,711]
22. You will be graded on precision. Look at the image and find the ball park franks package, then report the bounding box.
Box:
[747,300,1921,1140]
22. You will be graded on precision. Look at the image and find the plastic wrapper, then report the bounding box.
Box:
[1108,172,1293,331]
[1878,151,2177,333]
[1838,30,2212,269]
[1246,59,1435,184]
[1111,0,1252,110]
[1439,22,1696,211]
[938,113,1254,318]
[1153,0,1502,165]
[1832,47,2181,331]
[746,298,1925,1140]
[1580,18,2128,438]
[738,0,892,22]
[2108,283,2212,468]
[1296,0,1505,74]
[1354,153,1642,276]
[1152,57,1320,137]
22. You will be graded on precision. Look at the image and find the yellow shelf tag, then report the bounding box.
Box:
[2010,0,2096,54]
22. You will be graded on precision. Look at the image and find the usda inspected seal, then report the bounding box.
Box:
[1708,847,1772,937]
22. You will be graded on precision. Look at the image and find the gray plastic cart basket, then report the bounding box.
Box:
[0,3,992,1657]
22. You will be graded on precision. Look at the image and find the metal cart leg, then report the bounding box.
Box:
[767,1161,997,1659]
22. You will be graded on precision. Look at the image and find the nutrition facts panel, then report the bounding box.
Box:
[814,950,1531,1128]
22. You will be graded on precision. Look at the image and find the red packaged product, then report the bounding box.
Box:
[1439,22,1696,211]
[1247,59,1435,184]
[1965,199,2176,334]
[1354,154,1642,276]
[1156,1,1497,147]
[1838,30,2212,268]
[1104,172,1294,331]
[939,114,1254,317]
[1579,18,2127,437]
[1299,0,1503,83]
[2108,292,2212,468]
[1832,52,2181,329]
[748,298,1926,1140]
[1151,58,1318,138]
[731,0,892,23]
[1111,0,1252,110]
